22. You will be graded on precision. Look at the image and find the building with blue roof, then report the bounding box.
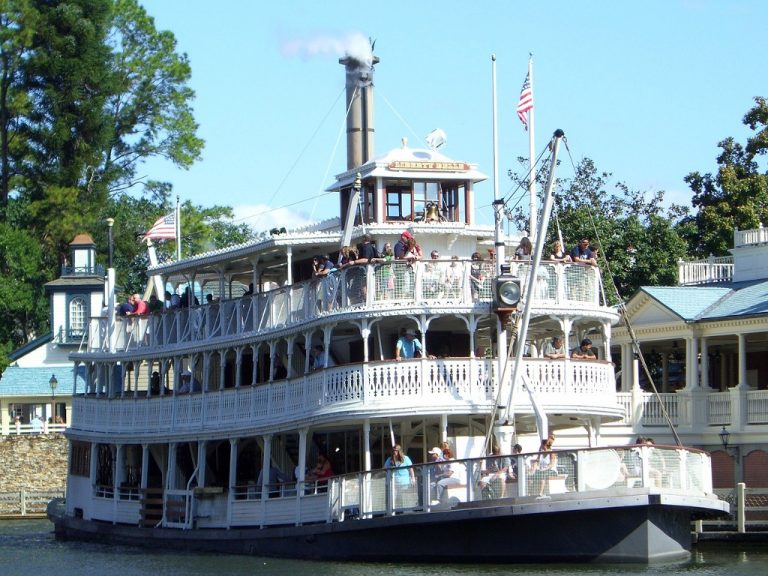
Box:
[609,226,768,492]
[1,235,104,435]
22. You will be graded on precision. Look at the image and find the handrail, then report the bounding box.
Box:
[84,260,608,354]
[69,358,620,436]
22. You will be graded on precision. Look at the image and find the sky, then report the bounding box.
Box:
[140,0,767,233]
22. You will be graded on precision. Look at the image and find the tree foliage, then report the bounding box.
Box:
[0,0,209,366]
[103,0,203,193]
[682,97,768,257]
[508,156,688,302]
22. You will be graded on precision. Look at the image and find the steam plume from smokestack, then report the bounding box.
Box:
[281,31,373,67]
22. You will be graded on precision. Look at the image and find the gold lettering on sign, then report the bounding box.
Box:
[388,161,470,171]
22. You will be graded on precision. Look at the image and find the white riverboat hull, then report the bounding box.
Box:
[49,489,728,563]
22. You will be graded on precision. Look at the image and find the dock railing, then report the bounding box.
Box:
[0,490,65,517]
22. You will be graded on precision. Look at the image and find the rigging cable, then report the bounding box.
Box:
[229,85,347,225]
[561,139,683,446]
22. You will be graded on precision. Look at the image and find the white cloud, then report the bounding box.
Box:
[231,204,316,234]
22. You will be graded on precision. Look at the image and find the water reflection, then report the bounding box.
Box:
[1,520,766,576]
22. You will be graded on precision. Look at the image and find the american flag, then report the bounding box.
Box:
[144,212,176,240]
[516,71,533,129]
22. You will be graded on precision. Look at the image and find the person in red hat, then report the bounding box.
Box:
[394,231,413,260]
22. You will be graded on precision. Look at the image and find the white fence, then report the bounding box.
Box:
[0,490,65,516]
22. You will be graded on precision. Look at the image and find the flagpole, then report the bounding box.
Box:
[527,56,537,240]
[491,54,505,272]
[175,194,181,261]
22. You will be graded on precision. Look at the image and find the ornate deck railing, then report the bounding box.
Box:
[83,260,606,354]
[70,358,620,435]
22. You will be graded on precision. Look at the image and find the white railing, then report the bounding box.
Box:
[70,358,619,435]
[677,256,733,286]
[73,446,716,530]
[84,261,606,354]
[612,390,768,430]
[734,225,768,247]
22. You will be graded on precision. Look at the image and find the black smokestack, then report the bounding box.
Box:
[340,52,378,170]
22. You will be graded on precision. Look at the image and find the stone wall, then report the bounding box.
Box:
[0,434,68,492]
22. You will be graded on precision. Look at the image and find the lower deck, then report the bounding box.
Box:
[55,444,727,563]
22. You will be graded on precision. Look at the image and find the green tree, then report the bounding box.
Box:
[682,97,768,257]
[102,0,203,193]
[0,0,37,205]
[21,0,116,265]
[0,217,48,355]
[508,157,687,302]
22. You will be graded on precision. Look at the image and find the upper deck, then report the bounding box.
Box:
[79,259,616,358]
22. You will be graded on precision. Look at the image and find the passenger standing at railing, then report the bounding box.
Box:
[385,444,415,487]
[550,240,571,262]
[127,294,148,316]
[423,250,445,297]
[543,336,566,359]
[395,328,427,360]
[310,344,335,370]
[570,237,597,265]
[514,237,533,261]
[470,252,485,300]
[445,255,462,298]
[571,338,596,360]
[372,242,394,299]
[148,294,164,313]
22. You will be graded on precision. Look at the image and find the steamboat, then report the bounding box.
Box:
[49,50,727,563]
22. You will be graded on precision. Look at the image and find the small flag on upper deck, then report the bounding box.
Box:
[516,71,533,130]
[144,212,176,240]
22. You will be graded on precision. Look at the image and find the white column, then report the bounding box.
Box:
[286,245,293,286]
[440,414,448,443]
[261,434,272,494]
[700,337,709,390]
[737,334,748,388]
[361,323,371,363]
[166,443,177,491]
[686,337,699,389]
[363,419,371,471]
[219,349,226,390]
[114,444,124,502]
[286,335,295,377]
[197,441,207,488]
[235,347,243,388]
[297,428,308,483]
[141,444,150,490]
[661,353,669,393]
[227,438,239,526]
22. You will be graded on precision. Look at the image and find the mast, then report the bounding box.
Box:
[501,130,564,439]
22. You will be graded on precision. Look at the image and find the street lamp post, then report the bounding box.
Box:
[49,374,58,429]
[719,425,741,487]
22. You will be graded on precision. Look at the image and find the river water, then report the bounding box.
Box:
[1,519,767,576]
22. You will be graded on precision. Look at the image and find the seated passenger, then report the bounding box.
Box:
[529,438,558,498]
[305,452,334,483]
[543,336,566,359]
[436,448,466,502]
[478,445,510,498]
